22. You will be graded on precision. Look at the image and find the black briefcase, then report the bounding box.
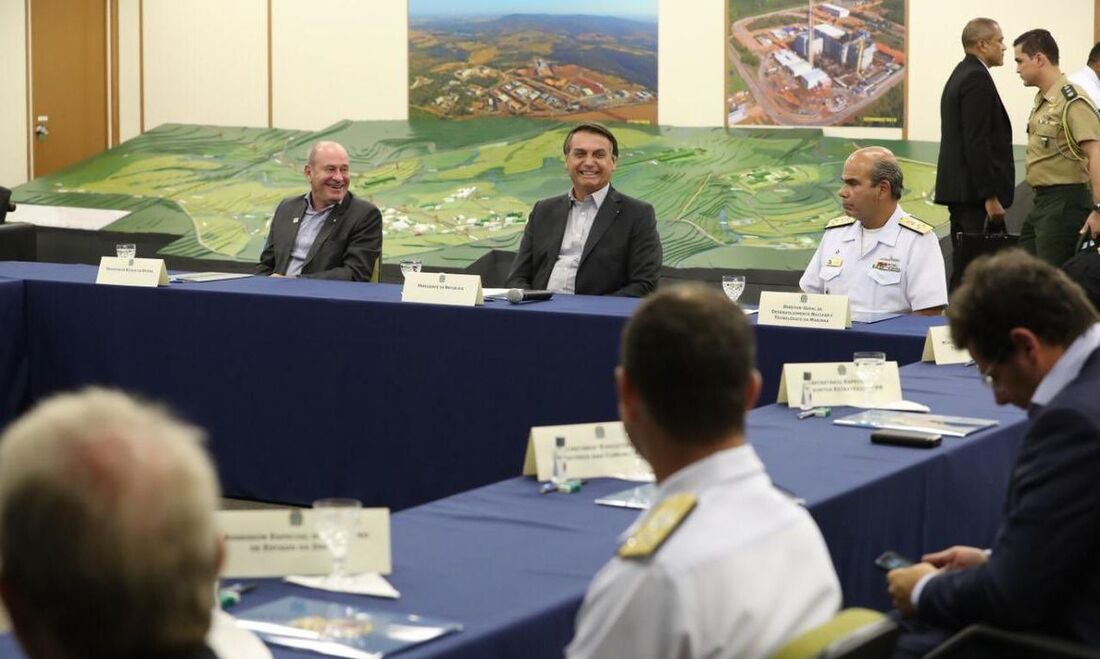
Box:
[954,219,1018,283]
[1062,235,1100,310]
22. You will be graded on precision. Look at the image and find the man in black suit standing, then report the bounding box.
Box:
[935,18,1015,288]
[886,250,1100,657]
[506,123,662,297]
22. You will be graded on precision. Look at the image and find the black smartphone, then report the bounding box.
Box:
[875,550,914,572]
[870,429,942,448]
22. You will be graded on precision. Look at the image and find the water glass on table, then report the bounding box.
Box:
[312,497,362,588]
[853,351,886,406]
[722,275,746,303]
[399,259,422,280]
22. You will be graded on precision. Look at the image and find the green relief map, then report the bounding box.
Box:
[12,119,949,271]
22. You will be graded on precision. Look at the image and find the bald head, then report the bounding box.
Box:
[307,140,348,167]
[961,18,1006,66]
[962,18,998,49]
[848,147,903,200]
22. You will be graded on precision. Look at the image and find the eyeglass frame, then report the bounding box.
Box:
[979,342,1015,388]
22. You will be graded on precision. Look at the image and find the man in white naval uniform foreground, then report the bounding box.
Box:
[800,147,948,316]
[566,285,841,659]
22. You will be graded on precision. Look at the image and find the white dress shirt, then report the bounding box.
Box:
[567,445,841,659]
[799,205,948,314]
[546,184,609,294]
[1067,66,1100,107]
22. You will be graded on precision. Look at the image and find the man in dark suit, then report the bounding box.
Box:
[506,123,662,297]
[935,18,1015,288]
[886,249,1100,657]
[256,140,382,281]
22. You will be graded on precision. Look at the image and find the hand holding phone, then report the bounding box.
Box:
[874,550,914,572]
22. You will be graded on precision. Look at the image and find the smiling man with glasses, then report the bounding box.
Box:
[885,249,1100,657]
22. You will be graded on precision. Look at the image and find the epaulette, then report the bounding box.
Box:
[617,492,697,559]
[899,215,933,235]
[1062,84,1079,101]
[824,215,857,230]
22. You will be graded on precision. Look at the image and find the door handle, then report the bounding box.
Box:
[34,115,48,140]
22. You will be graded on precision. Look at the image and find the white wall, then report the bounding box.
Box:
[142,0,268,129]
[908,0,1095,144]
[659,0,726,126]
[271,0,406,130]
[0,0,28,186]
[117,0,141,141]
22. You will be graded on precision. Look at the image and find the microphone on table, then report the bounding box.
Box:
[506,288,554,304]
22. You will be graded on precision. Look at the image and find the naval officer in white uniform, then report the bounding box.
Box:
[566,285,841,659]
[800,147,948,316]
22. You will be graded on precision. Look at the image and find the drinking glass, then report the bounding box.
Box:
[115,243,136,259]
[853,351,886,406]
[399,259,422,280]
[312,498,362,587]
[721,275,746,303]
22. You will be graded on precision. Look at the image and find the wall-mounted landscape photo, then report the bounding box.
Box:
[409,0,658,124]
[727,0,906,129]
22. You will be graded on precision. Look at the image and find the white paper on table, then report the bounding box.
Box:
[849,400,931,413]
[284,573,400,599]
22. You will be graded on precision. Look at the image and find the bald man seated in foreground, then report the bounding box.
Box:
[0,389,270,659]
[800,147,948,316]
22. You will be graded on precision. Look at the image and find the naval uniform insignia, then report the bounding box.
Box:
[825,215,857,230]
[826,257,844,267]
[618,492,697,559]
[898,215,933,235]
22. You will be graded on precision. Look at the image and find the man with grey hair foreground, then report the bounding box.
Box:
[566,285,840,658]
[256,140,382,281]
[0,388,269,659]
[800,146,948,315]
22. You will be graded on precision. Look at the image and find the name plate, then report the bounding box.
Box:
[95,256,169,287]
[402,272,483,306]
[522,421,651,482]
[776,361,902,407]
[922,325,970,365]
[758,291,851,330]
[217,508,391,578]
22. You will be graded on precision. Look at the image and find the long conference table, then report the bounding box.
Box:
[0,362,1028,659]
[0,262,945,511]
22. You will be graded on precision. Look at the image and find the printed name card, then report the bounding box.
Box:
[776,361,902,407]
[95,256,169,287]
[401,272,483,307]
[922,325,971,365]
[522,421,651,482]
[757,291,851,330]
[217,508,391,578]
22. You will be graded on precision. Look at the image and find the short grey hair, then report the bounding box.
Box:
[307,140,348,167]
[869,156,904,200]
[0,388,221,656]
[961,18,999,49]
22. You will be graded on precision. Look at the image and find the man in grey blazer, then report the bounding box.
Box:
[506,123,662,297]
[256,141,382,281]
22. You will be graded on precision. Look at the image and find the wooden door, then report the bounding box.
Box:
[30,0,108,178]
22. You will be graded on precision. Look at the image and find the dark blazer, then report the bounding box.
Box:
[935,54,1015,208]
[919,346,1100,644]
[256,191,382,281]
[506,186,662,297]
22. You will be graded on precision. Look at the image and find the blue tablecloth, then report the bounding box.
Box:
[0,362,1026,658]
[0,279,27,427]
[0,262,941,508]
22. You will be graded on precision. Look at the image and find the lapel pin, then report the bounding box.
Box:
[292,217,299,224]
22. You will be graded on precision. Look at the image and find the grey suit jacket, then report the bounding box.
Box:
[506,186,662,297]
[256,191,382,282]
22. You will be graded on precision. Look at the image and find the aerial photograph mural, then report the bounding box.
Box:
[727,0,906,128]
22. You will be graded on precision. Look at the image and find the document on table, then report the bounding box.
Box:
[170,272,253,283]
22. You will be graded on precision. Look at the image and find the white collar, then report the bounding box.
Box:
[1032,323,1100,406]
